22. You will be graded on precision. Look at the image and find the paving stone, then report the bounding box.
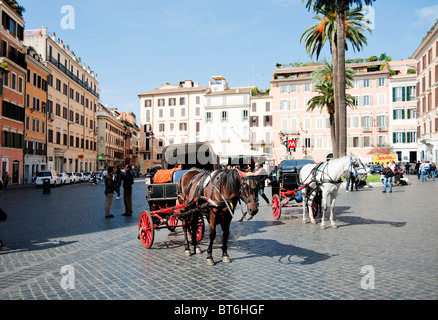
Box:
[0,177,437,300]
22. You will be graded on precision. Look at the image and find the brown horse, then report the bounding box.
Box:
[176,168,259,265]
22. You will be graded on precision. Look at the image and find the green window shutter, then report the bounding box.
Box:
[392,87,396,102]
[402,132,406,143]
[393,110,396,119]
[406,86,411,101]
[407,133,411,143]
[402,87,406,101]
[402,109,405,119]
[0,78,3,97]
[393,132,396,143]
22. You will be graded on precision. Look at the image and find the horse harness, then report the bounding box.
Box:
[177,169,255,215]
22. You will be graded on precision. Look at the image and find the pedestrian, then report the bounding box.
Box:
[104,166,116,218]
[254,163,270,205]
[122,165,134,216]
[430,162,436,181]
[415,161,421,179]
[404,162,410,175]
[419,161,428,182]
[2,172,9,189]
[115,167,122,199]
[344,170,352,192]
[382,163,394,193]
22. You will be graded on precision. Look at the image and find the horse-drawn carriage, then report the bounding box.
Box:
[270,159,322,220]
[138,142,260,265]
[138,142,219,249]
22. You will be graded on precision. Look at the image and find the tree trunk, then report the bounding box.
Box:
[336,0,347,157]
[329,112,337,158]
[331,41,339,159]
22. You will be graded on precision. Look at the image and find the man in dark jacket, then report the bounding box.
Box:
[122,165,134,216]
[104,166,116,218]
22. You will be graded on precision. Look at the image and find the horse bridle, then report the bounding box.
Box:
[349,156,366,175]
[239,176,258,204]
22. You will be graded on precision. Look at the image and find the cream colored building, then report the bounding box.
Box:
[138,80,209,173]
[24,28,99,172]
[96,103,125,171]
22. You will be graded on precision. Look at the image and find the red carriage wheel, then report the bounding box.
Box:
[311,196,321,219]
[138,211,155,248]
[167,215,179,231]
[271,194,282,220]
[188,214,205,242]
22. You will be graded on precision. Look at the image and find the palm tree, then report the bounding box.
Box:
[302,0,374,157]
[307,60,355,156]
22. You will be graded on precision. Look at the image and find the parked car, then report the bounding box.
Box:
[60,172,72,185]
[82,171,91,182]
[74,172,84,182]
[366,164,383,174]
[67,172,79,183]
[35,171,62,187]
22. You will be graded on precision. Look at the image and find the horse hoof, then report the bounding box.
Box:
[320,224,327,229]
[311,220,317,225]
[206,258,215,266]
[196,247,202,254]
[302,220,309,224]
[185,250,192,256]
[222,255,232,263]
[331,225,338,229]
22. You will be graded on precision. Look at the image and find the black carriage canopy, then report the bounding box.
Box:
[161,142,220,171]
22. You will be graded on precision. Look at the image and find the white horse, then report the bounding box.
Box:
[299,154,367,229]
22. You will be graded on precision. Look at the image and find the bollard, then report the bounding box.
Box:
[42,178,51,194]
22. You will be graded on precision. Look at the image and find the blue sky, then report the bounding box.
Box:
[19,0,438,119]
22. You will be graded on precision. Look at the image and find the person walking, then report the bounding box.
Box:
[254,163,270,205]
[382,163,394,193]
[122,165,134,216]
[2,172,9,189]
[415,161,421,179]
[104,166,116,218]
[419,161,428,182]
[430,162,436,181]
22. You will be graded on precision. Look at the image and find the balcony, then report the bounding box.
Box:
[1,47,27,70]
[48,56,99,98]
[377,126,387,132]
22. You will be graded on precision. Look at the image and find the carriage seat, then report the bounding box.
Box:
[153,168,187,184]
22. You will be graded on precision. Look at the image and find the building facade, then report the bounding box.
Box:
[204,77,259,164]
[96,103,125,172]
[138,80,209,174]
[388,59,418,163]
[412,21,438,163]
[23,47,50,182]
[24,27,99,173]
[0,1,26,185]
[270,60,418,164]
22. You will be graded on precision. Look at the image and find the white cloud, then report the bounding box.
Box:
[414,4,438,26]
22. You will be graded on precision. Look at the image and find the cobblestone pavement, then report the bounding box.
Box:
[0,175,437,301]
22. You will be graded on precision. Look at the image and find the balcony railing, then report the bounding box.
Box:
[1,47,27,69]
[48,56,99,98]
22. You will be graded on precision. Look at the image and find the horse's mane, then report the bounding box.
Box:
[217,169,240,195]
